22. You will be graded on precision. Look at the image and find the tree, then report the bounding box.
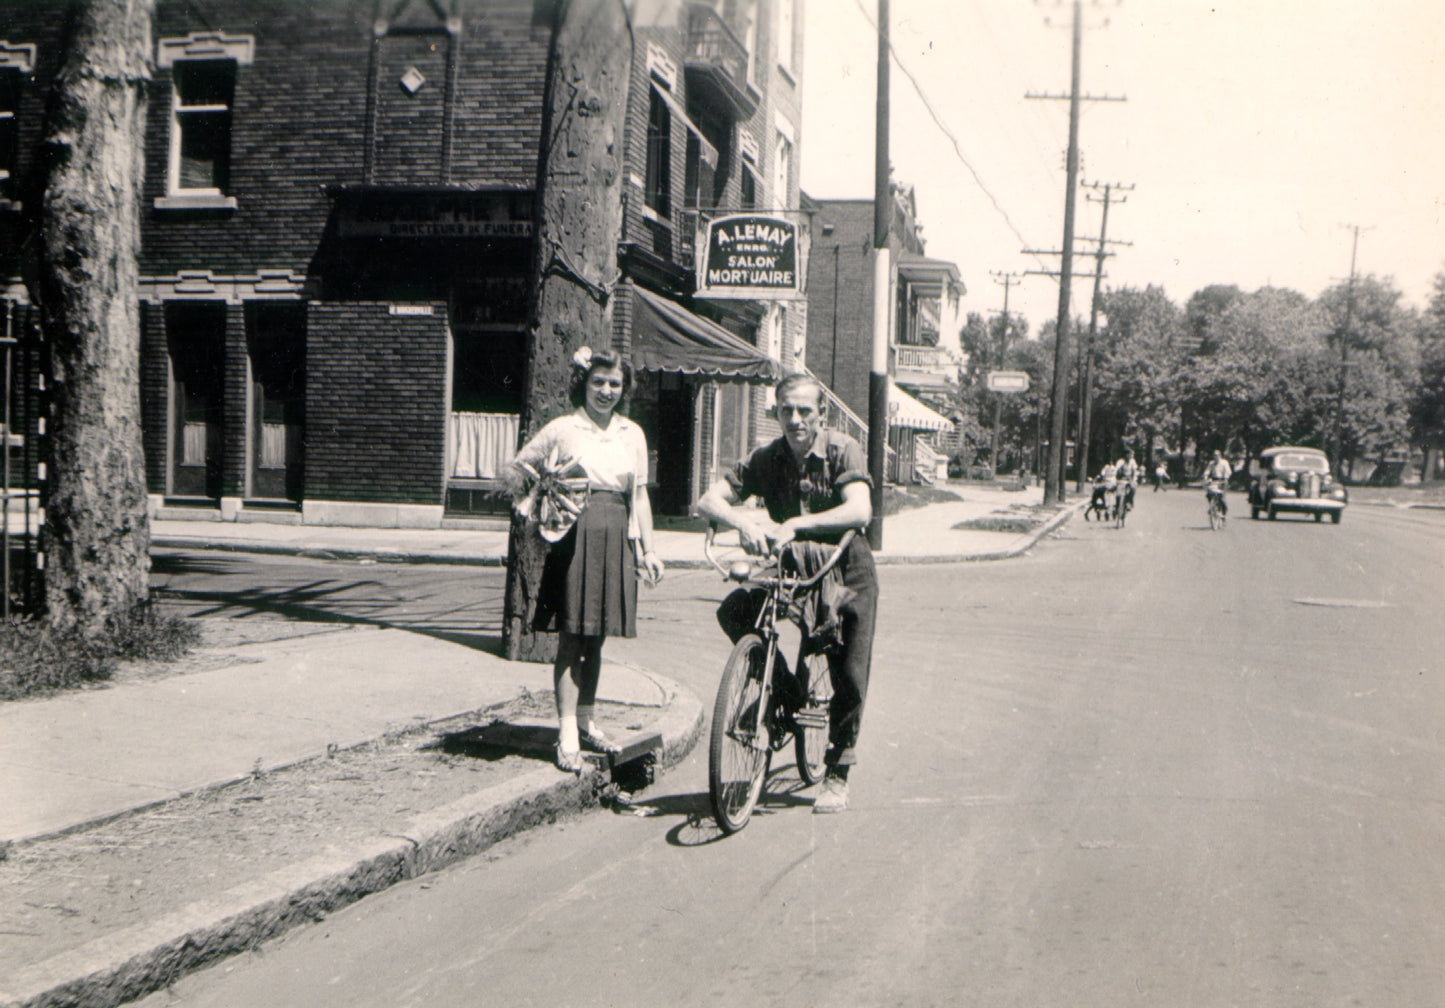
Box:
[1410,270,1445,480]
[1089,284,1184,467]
[33,0,155,635]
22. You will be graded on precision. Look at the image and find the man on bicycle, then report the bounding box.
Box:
[1203,450,1232,514]
[697,373,877,814]
[1115,448,1140,516]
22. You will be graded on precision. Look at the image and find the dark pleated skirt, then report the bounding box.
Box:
[533,492,636,638]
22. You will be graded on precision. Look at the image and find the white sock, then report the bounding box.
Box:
[559,714,579,752]
[576,704,596,732]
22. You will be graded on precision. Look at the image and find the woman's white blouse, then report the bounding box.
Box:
[512,409,650,538]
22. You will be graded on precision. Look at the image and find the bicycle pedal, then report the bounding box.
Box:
[792,706,829,730]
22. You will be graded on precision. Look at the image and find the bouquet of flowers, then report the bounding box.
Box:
[512,442,589,543]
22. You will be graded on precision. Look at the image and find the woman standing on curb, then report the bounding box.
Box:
[507,347,664,772]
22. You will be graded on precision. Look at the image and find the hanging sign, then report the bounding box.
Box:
[696,213,807,300]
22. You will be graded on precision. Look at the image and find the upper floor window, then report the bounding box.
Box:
[645,87,672,217]
[172,60,235,193]
[0,42,36,206]
[156,32,253,210]
[772,132,792,207]
[775,0,795,77]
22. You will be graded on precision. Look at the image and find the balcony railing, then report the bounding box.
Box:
[685,3,757,120]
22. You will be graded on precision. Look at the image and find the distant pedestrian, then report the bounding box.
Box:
[507,346,664,773]
[1154,459,1168,492]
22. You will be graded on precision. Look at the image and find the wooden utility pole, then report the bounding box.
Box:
[1025,0,1123,505]
[36,0,154,635]
[503,0,631,661]
[866,0,892,549]
[988,271,1021,474]
[1074,181,1132,490]
[1330,224,1366,478]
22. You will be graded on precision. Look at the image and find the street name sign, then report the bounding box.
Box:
[987,370,1031,393]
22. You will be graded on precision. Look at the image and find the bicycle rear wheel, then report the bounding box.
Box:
[1208,499,1222,530]
[793,651,834,785]
[709,634,772,833]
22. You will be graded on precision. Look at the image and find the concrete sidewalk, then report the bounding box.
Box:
[0,483,1077,1008]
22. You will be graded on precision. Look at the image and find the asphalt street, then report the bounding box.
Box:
[131,490,1445,1008]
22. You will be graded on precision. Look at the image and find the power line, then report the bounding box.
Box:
[850,0,1042,266]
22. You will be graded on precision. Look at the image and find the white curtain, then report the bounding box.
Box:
[448,412,520,479]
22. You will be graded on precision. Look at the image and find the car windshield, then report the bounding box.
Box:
[1270,452,1328,473]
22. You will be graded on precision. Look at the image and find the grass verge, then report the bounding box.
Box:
[0,605,201,701]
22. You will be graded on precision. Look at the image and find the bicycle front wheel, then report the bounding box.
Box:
[709,634,772,833]
[793,651,834,785]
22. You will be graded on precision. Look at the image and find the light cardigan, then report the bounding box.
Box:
[511,409,651,541]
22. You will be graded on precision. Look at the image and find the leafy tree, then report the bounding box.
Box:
[1410,271,1445,479]
[1088,285,1185,468]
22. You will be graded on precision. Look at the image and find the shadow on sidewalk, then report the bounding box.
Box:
[151,552,506,655]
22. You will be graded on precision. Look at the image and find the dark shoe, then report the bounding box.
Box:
[813,773,849,814]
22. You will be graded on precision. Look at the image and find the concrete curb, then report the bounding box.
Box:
[0,681,705,1008]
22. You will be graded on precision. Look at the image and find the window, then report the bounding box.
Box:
[172,60,235,194]
[0,42,36,205]
[683,126,718,211]
[772,133,792,207]
[0,67,19,200]
[740,164,757,209]
[775,0,795,76]
[645,88,672,217]
[156,32,253,209]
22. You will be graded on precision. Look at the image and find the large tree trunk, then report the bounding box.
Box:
[503,0,631,662]
[36,0,154,635]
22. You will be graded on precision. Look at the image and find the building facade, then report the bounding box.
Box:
[801,188,964,484]
[0,0,806,529]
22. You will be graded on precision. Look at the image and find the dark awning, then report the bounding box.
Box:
[632,288,782,384]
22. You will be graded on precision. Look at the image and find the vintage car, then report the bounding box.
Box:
[1248,446,1348,523]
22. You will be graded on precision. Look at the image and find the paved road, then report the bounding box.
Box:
[143,492,1445,1007]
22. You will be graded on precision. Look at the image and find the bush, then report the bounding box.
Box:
[0,605,200,701]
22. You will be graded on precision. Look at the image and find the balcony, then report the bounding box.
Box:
[684,3,757,121]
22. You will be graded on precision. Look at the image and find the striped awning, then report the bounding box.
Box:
[889,380,952,432]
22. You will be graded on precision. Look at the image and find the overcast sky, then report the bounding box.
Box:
[799,0,1445,340]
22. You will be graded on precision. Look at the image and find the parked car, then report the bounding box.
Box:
[1247,446,1348,523]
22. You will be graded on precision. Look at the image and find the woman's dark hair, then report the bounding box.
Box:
[568,347,633,408]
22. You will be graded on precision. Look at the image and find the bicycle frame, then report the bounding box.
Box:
[705,528,856,751]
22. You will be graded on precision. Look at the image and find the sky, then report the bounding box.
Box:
[799,0,1445,342]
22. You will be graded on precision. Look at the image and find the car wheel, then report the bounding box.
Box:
[1332,511,1342,525]
[1315,512,1323,523]
[1251,507,1261,520]
[1268,507,1276,520]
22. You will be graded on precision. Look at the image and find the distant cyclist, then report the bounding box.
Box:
[1114,448,1140,517]
[1203,450,1232,515]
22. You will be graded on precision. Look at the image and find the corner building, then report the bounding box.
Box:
[0,0,805,529]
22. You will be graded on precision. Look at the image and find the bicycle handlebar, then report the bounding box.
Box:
[703,524,858,588]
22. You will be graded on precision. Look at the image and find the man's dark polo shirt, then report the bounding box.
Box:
[724,429,871,545]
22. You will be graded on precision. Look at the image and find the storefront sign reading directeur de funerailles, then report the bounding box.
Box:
[696,213,807,300]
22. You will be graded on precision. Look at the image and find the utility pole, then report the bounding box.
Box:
[1025,0,1124,505]
[988,271,1022,476]
[867,0,891,548]
[1074,180,1132,490]
[1330,224,1368,477]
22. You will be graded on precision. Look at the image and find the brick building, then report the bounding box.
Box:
[802,189,964,483]
[0,0,806,528]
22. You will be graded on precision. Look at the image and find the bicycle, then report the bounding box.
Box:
[703,526,856,834]
[1206,482,1227,530]
[1113,482,1135,528]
